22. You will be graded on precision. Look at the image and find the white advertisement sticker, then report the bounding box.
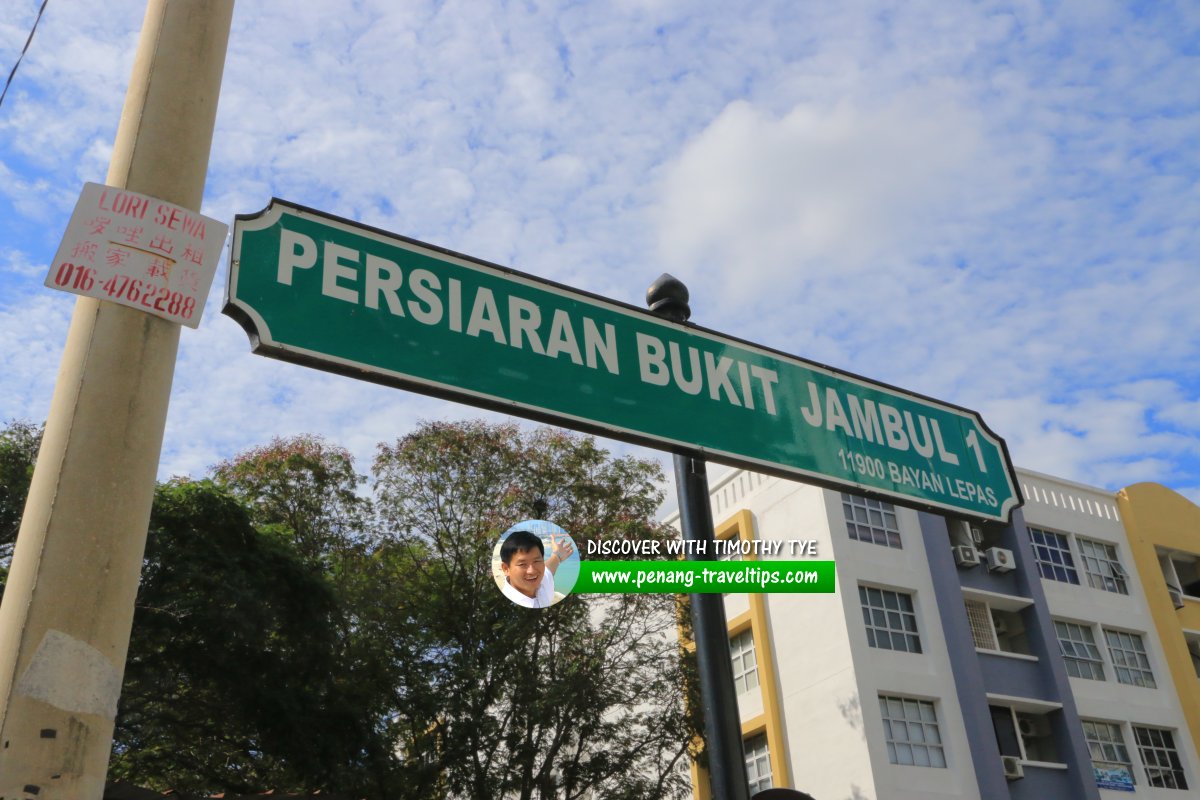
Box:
[45,183,228,328]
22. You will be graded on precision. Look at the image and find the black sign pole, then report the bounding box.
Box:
[648,274,751,800]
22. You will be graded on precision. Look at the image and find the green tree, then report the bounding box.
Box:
[373,421,696,800]
[0,422,698,797]
[212,434,369,564]
[0,419,41,561]
[110,479,403,797]
[211,434,421,797]
[0,419,42,595]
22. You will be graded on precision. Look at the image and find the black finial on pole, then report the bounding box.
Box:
[646,273,691,323]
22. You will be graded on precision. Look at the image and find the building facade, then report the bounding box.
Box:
[1116,483,1200,766]
[672,467,1200,800]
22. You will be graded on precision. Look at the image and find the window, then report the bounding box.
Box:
[990,706,1061,763]
[717,529,743,562]
[1184,632,1200,680]
[860,586,921,653]
[1160,550,1200,598]
[879,695,946,768]
[744,733,772,793]
[990,706,1022,758]
[718,542,743,562]
[729,630,759,694]
[1028,526,1080,584]
[1133,726,1189,790]
[1054,620,1105,680]
[1015,712,1059,762]
[965,599,997,650]
[1077,538,1129,595]
[1171,554,1200,597]
[842,493,901,548]
[1104,629,1156,688]
[1082,720,1135,790]
[965,598,1032,655]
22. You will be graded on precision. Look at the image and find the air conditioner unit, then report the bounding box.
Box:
[986,547,1016,573]
[992,614,1009,636]
[1168,586,1186,610]
[1001,755,1024,780]
[1017,717,1047,738]
[954,545,981,568]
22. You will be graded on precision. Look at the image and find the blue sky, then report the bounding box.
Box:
[1,0,1198,504]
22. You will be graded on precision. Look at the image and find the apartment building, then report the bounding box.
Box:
[671,467,1199,800]
[1116,483,1200,765]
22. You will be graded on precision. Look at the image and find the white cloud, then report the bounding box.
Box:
[1,248,43,279]
[0,0,1198,511]
[657,90,1025,300]
[0,291,73,421]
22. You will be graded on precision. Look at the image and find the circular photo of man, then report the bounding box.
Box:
[492,520,579,608]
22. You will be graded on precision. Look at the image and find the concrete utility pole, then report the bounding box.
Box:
[0,2,233,798]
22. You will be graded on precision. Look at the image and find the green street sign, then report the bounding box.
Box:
[225,200,1022,522]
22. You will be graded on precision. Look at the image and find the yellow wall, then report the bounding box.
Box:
[1116,482,1200,759]
[689,509,791,798]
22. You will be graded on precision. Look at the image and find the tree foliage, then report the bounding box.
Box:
[209,434,421,796]
[212,434,368,564]
[374,421,695,799]
[0,419,41,572]
[109,479,401,796]
[0,420,696,798]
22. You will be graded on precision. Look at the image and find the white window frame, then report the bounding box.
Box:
[1028,526,1081,585]
[859,585,922,654]
[1082,719,1135,788]
[988,702,1065,767]
[878,695,947,768]
[729,629,759,695]
[965,598,998,651]
[1029,528,1138,598]
[1133,725,1189,790]
[1175,556,1200,598]
[1077,537,1130,595]
[841,493,902,549]
[1053,619,1106,681]
[963,591,1037,659]
[717,529,743,562]
[1183,630,1200,680]
[1103,628,1157,689]
[744,732,772,793]
[1161,549,1200,599]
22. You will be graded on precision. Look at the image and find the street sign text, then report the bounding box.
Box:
[226,201,1021,522]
